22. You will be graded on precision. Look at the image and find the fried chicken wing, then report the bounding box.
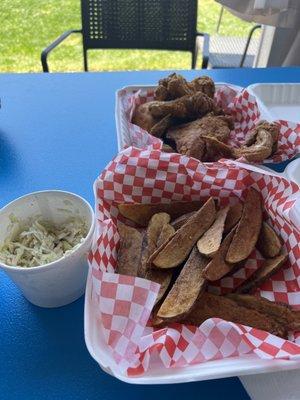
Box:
[132,102,159,132]
[190,76,215,98]
[154,73,215,101]
[149,92,220,120]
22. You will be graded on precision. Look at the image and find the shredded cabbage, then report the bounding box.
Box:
[0,215,88,268]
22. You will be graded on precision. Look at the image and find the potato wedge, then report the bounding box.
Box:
[226,188,262,263]
[118,201,203,227]
[257,221,282,258]
[171,211,196,230]
[197,206,229,257]
[181,292,287,338]
[153,197,216,269]
[235,253,288,293]
[138,213,171,278]
[117,222,143,276]
[145,269,173,305]
[203,227,237,281]
[157,247,208,320]
[145,223,175,304]
[157,224,176,247]
[226,293,300,331]
[147,213,171,257]
[224,202,243,234]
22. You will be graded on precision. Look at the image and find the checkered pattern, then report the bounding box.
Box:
[87,146,300,376]
[117,85,300,163]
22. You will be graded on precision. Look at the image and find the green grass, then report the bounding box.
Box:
[0,0,255,72]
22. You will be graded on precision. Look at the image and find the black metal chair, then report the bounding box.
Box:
[41,0,210,72]
[207,24,262,69]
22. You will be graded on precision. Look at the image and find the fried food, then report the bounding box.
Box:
[257,222,282,258]
[226,188,262,263]
[181,292,287,338]
[202,136,235,161]
[166,114,233,161]
[147,213,171,257]
[191,76,215,99]
[132,102,159,132]
[153,198,216,269]
[171,211,196,230]
[196,114,234,142]
[235,253,288,294]
[234,129,273,162]
[203,227,237,281]
[138,213,171,278]
[116,222,143,276]
[201,121,280,163]
[146,269,173,305]
[149,91,220,120]
[224,202,243,233]
[154,73,215,101]
[157,224,176,247]
[157,247,208,320]
[145,223,175,304]
[167,128,206,160]
[118,201,203,227]
[150,114,173,137]
[226,293,300,331]
[245,121,280,154]
[161,144,175,153]
[197,206,229,257]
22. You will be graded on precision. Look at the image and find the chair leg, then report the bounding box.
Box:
[83,49,88,72]
[191,47,198,69]
[239,24,261,67]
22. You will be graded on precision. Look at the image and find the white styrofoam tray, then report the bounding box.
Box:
[247,83,300,123]
[84,267,300,384]
[84,83,300,384]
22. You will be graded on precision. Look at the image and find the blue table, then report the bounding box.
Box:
[1,68,299,400]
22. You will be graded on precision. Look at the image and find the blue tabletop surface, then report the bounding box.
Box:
[1,67,299,400]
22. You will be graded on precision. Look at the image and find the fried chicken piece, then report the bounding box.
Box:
[161,144,175,153]
[132,102,159,132]
[234,122,279,162]
[181,292,287,338]
[245,121,279,153]
[166,74,194,99]
[166,115,233,161]
[202,136,235,161]
[190,76,215,98]
[154,73,215,101]
[150,114,173,137]
[149,91,220,120]
[234,129,273,162]
[154,73,178,100]
[168,131,206,160]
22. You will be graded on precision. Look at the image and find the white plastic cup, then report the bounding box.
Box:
[0,190,94,308]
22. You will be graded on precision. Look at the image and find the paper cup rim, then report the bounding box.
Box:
[0,190,95,272]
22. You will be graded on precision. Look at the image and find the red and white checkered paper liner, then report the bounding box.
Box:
[88,146,300,376]
[118,84,300,163]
